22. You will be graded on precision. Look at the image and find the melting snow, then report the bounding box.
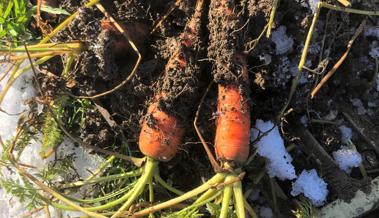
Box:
[291,169,328,206]
[365,27,379,39]
[333,146,362,174]
[369,41,379,59]
[259,206,274,218]
[0,63,104,217]
[338,125,352,144]
[251,119,297,181]
[271,26,294,55]
[350,98,367,115]
[308,0,320,13]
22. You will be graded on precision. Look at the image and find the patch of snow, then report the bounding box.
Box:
[291,169,328,206]
[365,27,379,39]
[323,110,338,121]
[0,63,35,141]
[260,206,274,218]
[308,42,321,55]
[251,119,297,181]
[274,57,292,87]
[272,26,294,55]
[308,0,320,13]
[300,115,309,127]
[248,189,260,201]
[0,63,105,217]
[58,139,105,179]
[350,98,367,115]
[259,54,272,65]
[333,146,362,174]
[369,41,379,59]
[338,125,352,144]
[0,189,10,218]
[290,58,309,84]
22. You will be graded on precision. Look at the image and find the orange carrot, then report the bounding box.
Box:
[139,99,184,162]
[214,55,251,164]
[208,0,251,164]
[138,0,204,162]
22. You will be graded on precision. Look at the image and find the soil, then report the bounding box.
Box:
[34,0,379,216]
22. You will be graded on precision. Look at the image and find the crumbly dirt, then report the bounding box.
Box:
[208,0,247,86]
[36,0,379,216]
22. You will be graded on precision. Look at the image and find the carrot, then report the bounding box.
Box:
[215,83,251,164]
[111,1,204,217]
[138,0,203,162]
[208,0,251,164]
[138,98,184,162]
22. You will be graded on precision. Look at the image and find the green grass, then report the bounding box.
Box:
[0,0,69,44]
[0,0,31,42]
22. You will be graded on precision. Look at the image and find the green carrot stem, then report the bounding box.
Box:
[194,188,218,204]
[17,168,106,218]
[154,174,184,195]
[133,173,226,217]
[85,155,116,181]
[243,197,257,218]
[0,42,83,53]
[320,2,379,15]
[149,177,154,203]
[111,158,158,218]
[63,181,137,204]
[266,0,279,38]
[233,180,246,218]
[60,168,142,189]
[62,54,75,77]
[219,175,234,218]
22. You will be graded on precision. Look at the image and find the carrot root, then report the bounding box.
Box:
[215,84,251,164]
[139,101,184,162]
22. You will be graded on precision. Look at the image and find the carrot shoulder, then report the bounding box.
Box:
[139,101,184,162]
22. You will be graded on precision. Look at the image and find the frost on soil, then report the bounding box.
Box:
[338,125,352,144]
[291,169,328,206]
[251,119,297,181]
[0,63,104,217]
[271,26,294,55]
[259,206,274,218]
[333,146,362,174]
[308,0,319,13]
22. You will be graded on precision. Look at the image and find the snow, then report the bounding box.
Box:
[369,41,379,59]
[308,0,319,13]
[0,63,104,217]
[350,98,367,115]
[259,206,274,218]
[376,74,379,92]
[271,26,294,55]
[0,64,35,141]
[333,146,362,174]
[251,119,297,181]
[338,125,352,144]
[365,27,379,39]
[291,169,328,206]
[259,54,272,65]
[300,115,309,127]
